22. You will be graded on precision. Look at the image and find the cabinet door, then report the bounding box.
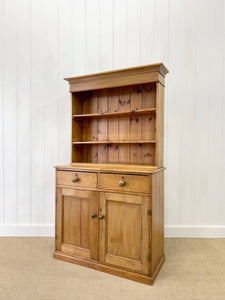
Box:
[99,192,150,274]
[55,188,98,260]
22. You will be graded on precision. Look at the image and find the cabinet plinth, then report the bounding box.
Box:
[54,63,168,285]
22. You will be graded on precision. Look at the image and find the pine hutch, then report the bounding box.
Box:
[53,63,169,285]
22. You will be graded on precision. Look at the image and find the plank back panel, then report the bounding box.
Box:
[108,88,119,163]
[71,83,159,166]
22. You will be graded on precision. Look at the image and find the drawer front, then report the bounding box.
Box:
[56,171,97,188]
[99,173,150,194]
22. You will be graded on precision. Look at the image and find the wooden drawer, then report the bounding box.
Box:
[56,171,97,189]
[99,173,150,194]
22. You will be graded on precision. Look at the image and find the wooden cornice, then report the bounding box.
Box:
[64,63,169,92]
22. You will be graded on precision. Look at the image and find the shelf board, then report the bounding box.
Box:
[72,141,156,145]
[72,108,156,119]
[56,163,162,174]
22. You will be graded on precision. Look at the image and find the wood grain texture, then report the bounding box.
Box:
[151,170,164,275]
[56,171,97,188]
[56,188,98,260]
[1,0,224,245]
[99,192,150,274]
[99,173,150,194]
[53,251,165,285]
[67,68,167,92]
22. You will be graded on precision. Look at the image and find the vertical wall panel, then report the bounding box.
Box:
[86,0,99,73]
[58,0,73,166]
[114,0,128,68]
[222,2,225,226]
[141,0,155,64]
[72,0,86,75]
[0,0,224,236]
[30,0,45,224]
[99,0,114,71]
[195,0,214,225]
[166,0,183,226]
[44,0,58,225]
[178,1,196,226]
[127,0,141,66]
[154,0,169,65]
[154,0,169,226]
[206,0,224,225]
[3,0,18,224]
[0,0,4,224]
[17,0,31,224]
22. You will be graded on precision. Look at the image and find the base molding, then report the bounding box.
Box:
[0,225,225,238]
[0,225,55,237]
[165,226,225,238]
[53,251,165,285]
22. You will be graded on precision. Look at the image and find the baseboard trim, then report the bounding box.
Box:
[165,226,225,238]
[0,225,224,238]
[0,225,55,237]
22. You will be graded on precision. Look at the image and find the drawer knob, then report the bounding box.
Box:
[118,180,126,187]
[99,215,104,219]
[91,213,97,218]
[72,177,79,183]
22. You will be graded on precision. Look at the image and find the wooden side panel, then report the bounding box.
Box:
[155,82,164,167]
[151,170,164,275]
[55,188,62,251]
[72,119,83,142]
[72,93,83,115]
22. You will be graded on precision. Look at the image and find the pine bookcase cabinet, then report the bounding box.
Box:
[54,63,169,285]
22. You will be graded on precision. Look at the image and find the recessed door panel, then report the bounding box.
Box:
[56,188,98,260]
[107,201,141,260]
[99,192,150,274]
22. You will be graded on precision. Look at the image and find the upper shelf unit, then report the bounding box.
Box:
[65,63,168,167]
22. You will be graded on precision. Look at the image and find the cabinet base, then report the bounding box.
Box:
[53,251,165,285]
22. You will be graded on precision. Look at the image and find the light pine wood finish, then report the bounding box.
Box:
[99,173,150,194]
[55,188,98,260]
[56,170,97,188]
[54,63,168,285]
[65,63,168,92]
[99,192,150,274]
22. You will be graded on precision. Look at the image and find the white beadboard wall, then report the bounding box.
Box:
[0,0,224,237]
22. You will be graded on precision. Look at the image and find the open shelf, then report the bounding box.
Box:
[71,82,159,166]
[72,140,156,145]
[72,108,156,119]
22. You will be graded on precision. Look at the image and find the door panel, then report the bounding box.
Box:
[55,188,98,260]
[107,201,141,260]
[99,192,150,274]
